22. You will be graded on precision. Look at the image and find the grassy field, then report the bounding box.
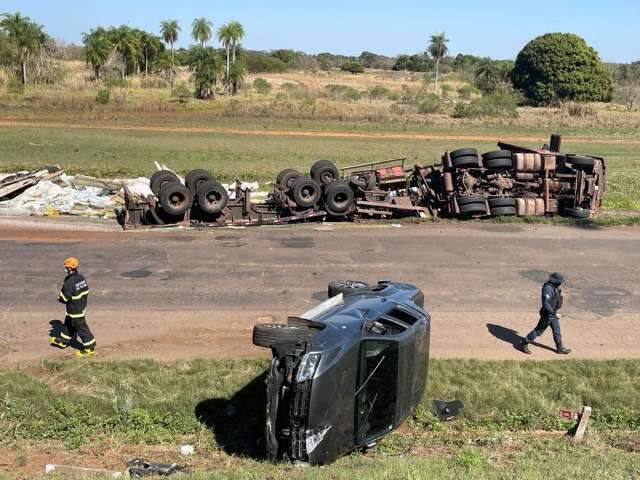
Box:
[1,358,639,478]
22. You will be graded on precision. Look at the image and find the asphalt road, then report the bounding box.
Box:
[1,218,638,362]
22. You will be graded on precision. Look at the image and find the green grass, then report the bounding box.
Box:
[1,358,639,479]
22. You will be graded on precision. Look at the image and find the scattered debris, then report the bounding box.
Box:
[179,444,195,456]
[562,405,592,441]
[433,399,465,421]
[127,458,186,477]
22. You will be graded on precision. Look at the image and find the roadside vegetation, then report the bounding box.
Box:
[1,358,639,478]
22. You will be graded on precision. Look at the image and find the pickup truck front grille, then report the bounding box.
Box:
[289,380,312,461]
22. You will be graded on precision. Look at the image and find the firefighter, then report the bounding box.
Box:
[519,272,571,355]
[50,257,96,357]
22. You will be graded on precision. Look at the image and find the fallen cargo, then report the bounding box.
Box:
[119,134,605,229]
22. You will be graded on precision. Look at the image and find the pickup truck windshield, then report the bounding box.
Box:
[354,340,399,444]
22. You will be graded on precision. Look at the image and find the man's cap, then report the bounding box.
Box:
[64,257,79,269]
[549,272,564,284]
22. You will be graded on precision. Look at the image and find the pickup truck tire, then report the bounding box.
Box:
[451,155,480,169]
[450,148,478,159]
[158,182,193,216]
[277,169,301,190]
[566,155,595,171]
[150,170,179,196]
[328,280,370,298]
[186,169,213,195]
[324,181,355,214]
[457,194,485,206]
[292,176,321,208]
[196,180,229,214]
[311,160,339,185]
[252,324,313,348]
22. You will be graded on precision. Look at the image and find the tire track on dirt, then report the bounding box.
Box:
[1,119,639,145]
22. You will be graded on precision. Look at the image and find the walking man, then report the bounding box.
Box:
[50,257,96,357]
[519,272,571,355]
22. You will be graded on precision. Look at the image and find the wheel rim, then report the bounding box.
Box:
[338,280,367,289]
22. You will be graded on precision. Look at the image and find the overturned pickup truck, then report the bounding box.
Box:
[251,281,430,465]
[120,134,605,228]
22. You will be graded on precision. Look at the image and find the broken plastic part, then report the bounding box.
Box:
[305,425,332,454]
[432,399,464,421]
[296,353,321,382]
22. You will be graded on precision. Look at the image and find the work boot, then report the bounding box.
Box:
[50,337,68,349]
[556,346,572,355]
[75,349,95,358]
[519,340,532,354]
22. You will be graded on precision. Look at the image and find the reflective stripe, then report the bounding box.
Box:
[59,290,68,302]
[71,290,90,300]
[83,338,96,346]
[67,311,85,318]
[60,333,71,340]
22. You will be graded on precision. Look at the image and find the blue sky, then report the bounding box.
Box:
[4,0,639,62]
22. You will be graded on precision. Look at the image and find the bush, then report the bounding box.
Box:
[511,33,613,105]
[367,84,390,101]
[325,84,361,101]
[415,92,444,114]
[563,101,597,118]
[453,89,519,119]
[245,52,288,73]
[140,76,168,89]
[457,84,478,100]
[171,84,192,103]
[103,77,130,89]
[95,89,110,104]
[253,77,272,94]
[341,61,365,74]
[6,77,24,95]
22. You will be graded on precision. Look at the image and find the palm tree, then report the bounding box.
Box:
[160,19,179,86]
[227,60,246,95]
[227,21,244,64]
[107,25,141,79]
[82,27,111,79]
[191,18,213,47]
[217,23,233,83]
[0,12,46,84]
[187,45,223,99]
[427,32,449,91]
[139,31,162,76]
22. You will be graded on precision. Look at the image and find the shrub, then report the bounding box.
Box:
[6,77,24,95]
[245,52,288,73]
[511,33,613,105]
[453,89,519,118]
[368,84,390,101]
[171,84,192,103]
[474,59,514,93]
[95,89,110,104]
[325,84,361,101]
[415,92,443,114]
[103,77,129,89]
[563,101,597,118]
[340,61,365,74]
[140,76,168,89]
[457,84,478,100]
[253,77,272,94]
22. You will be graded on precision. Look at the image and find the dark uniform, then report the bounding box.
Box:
[57,270,96,353]
[520,272,571,354]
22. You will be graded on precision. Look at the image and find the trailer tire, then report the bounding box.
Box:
[158,182,193,216]
[566,155,595,171]
[196,180,229,215]
[489,206,516,216]
[459,203,488,216]
[483,151,513,169]
[565,207,591,219]
[328,280,371,298]
[277,169,301,190]
[488,197,516,209]
[457,194,485,206]
[292,176,321,208]
[451,155,480,169]
[252,324,313,348]
[311,160,339,185]
[186,169,213,195]
[450,148,478,159]
[324,181,354,214]
[150,170,179,196]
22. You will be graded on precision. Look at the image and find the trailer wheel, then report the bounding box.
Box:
[483,151,513,170]
[328,280,371,298]
[311,160,339,185]
[277,169,301,190]
[252,324,313,348]
[324,181,355,214]
[150,170,179,196]
[564,207,591,219]
[292,176,321,208]
[489,206,516,216]
[186,169,213,195]
[196,180,229,215]
[457,194,485,206]
[451,155,480,169]
[459,203,488,216]
[158,182,193,216]
[488,197,516,209]
[566,155,595,171]
[450,148,478,159]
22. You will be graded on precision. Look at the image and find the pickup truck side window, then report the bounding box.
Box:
[354,340,399,444]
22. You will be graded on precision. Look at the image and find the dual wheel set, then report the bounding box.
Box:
[149,169,229,220]
[276,160,356,217]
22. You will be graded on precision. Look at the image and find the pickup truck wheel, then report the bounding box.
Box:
[292,176,321,208]
[311,160,339,185]
[277,169,301,190]
[150,170,179,196]
[196,180,229,214]
[324,181,355,214]
[451,155,479,169]
[158,182,193,216]
[328,280,370,298]
[252,324,313,348]
[185,169,213,195]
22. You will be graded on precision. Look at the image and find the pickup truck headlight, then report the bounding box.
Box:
[296,353,321,382]
[306,425,331,454]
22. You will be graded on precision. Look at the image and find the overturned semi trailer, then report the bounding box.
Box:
[119,134,605,229]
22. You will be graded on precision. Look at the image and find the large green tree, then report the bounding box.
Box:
[107,25,141,79]
[0,12,46,84]
[427,32,448,90]
[187,45,222,98]
[191,18,213,47]
[138,31,162,75]
[160,19,180,86]
[511,33,613,105]
[81,27,111,79]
